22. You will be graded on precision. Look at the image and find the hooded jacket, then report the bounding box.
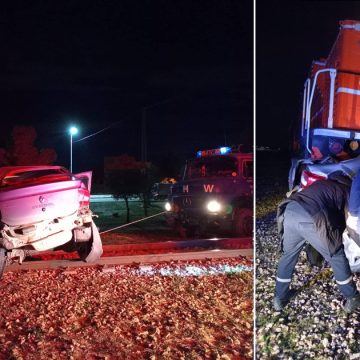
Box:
[277,172,351,256]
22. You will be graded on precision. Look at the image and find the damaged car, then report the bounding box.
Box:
[0,166,103,278]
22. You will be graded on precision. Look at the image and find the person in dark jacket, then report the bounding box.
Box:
[274,171,360,313]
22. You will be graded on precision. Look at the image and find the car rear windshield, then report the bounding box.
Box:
[0,169,72,190]
[185,156,238,179]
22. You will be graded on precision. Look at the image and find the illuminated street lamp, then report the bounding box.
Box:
[69,126,78,172]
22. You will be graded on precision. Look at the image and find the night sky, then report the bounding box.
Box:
[0,1,253,178]
[257,1,360,152]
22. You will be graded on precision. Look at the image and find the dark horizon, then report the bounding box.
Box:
[256,1,360,152]
[0,1,253,178]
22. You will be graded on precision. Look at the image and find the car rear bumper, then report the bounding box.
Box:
[0,208,93,251]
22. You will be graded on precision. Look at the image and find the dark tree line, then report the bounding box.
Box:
[104,154,157,223]
[0,126,57,166]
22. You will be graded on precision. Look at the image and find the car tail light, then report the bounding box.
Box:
[300,170,326,189]
[79,188,90,207]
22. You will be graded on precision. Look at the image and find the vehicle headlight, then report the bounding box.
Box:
[207,200,221,213]
[165,202,172,211]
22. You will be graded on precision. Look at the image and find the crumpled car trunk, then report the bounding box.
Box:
[0,167,94,252]
[0,180,81,226]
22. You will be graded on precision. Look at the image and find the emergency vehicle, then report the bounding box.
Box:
[164,146,253,237]
[289,20,360,190]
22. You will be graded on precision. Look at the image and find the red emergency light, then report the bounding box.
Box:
[196,147,231,158]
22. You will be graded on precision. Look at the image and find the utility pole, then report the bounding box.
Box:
[140,98,172,163]
[140,98,172,215]
[141,108,148,216]
[141,108,147,163]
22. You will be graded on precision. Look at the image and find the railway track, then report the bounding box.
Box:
[5,237,253,273]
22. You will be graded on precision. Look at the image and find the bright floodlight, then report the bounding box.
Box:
[69,126,78,135]
[165,202,172,211]
[207,200,221,213]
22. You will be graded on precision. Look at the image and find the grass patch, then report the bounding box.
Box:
[255,189,287,219]
[91,200,166,230]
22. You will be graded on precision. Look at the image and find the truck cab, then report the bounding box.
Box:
[164,146,253,237]
[289,20,360,190]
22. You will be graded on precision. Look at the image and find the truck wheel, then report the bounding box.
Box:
[174,222,195,238]
[76,240,93,261]
[176,225,188,238]
[0,248,7,279]
[233,208,253,236]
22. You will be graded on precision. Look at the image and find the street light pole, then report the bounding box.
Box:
[70,132,73,172]
[69,126,78,173]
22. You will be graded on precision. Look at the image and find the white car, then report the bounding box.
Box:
[289,155,360,190]
[289,156,360,271]
[0,166,103,278]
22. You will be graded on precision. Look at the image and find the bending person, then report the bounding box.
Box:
[274,171,360,313]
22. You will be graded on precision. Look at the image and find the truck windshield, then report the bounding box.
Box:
[185,156,238,179]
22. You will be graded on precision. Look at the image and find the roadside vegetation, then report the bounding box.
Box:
[90,199,179,246]
[91,199,166,231]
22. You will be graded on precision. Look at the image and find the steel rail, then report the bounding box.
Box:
[5,248,252,273]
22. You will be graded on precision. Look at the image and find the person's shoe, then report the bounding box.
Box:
[273,289,297,311]
[344,294,360,313]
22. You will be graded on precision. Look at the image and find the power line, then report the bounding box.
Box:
[73,125,113,143]
[72,93,236,144]
[73,97,175,144]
